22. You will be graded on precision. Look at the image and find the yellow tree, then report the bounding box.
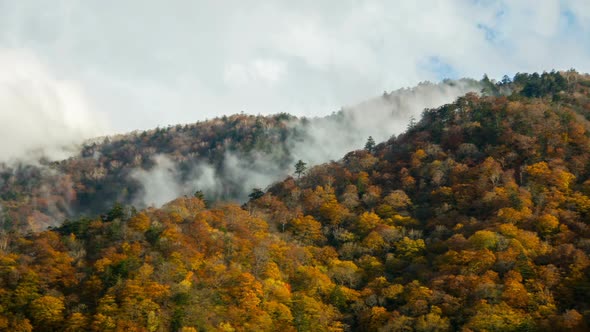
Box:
[289,215,325,245]
[29,295,65,329]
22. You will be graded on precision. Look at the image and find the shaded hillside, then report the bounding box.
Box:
[0,113,298,231]
[0,79,479,232]
[0,71,588,331]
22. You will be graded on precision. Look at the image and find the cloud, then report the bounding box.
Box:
[1,1,589,134]
[0,48,108,163]
[224,59,287,87]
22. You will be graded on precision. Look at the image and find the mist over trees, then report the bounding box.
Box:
[0,78,480,232]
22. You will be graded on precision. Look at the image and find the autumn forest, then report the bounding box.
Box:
[1,70,590,331]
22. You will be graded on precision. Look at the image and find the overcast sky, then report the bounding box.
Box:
[1,0,590,136]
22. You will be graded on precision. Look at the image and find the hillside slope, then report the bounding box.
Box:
[0,71,588,331]
[0,79,478,232]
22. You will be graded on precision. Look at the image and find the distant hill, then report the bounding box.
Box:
[0,78,479,232]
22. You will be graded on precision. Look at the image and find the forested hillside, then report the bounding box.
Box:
[0,79,478,232]
[0,70,588,331]
[0,113,298,232]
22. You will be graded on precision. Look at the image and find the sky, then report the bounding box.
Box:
[1,0,590,138]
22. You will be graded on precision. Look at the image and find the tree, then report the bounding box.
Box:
[248,188,264,201]
[289,215,325,245]
[29,295,65,328]
[364,136,376,153]
[193,190,204,200]
[357,212,382,234]
[105,202,125,221]
[294,160,307,179]
[465,301,530,331]
[329,259,361,288]
[408,116,417,130]
[415,307,451,332]
[468,230,498,250]
[536,214,559,236]
[65,313,88,332]
[481,74,500,96]
[129,212,151,232]
[384,190,412,211]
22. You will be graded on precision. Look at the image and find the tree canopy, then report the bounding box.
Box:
[0,71,589,330]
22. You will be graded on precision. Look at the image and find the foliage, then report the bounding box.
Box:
[0,71,589,330]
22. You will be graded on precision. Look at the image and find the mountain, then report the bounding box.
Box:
[0,78,479,232]
[0,70,587,331]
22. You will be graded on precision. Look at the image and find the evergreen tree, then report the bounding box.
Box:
[248,188,264,200]
[295,160,307,179]
[407,116,417,131]
[194,190,205,200]
[364,136,376,153]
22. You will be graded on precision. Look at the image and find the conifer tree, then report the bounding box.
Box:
[295,160,307,179]
[365,136,376,153]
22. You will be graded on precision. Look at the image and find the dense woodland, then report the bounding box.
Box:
[0,71,590,331]
[0,112,299,231]
[0,79,478,233]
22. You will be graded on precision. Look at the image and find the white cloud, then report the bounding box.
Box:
[0,48,107,162]
[224,59,286,86]
[0,0,589,135]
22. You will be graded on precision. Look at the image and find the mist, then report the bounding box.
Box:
[131,151,290,208]
[131,79,481,207]
[130,155,180,207]
[0,49,107,164]
[289,79,481,165]
[0,49,109,229]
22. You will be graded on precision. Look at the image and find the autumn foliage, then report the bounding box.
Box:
[0,71,590,330]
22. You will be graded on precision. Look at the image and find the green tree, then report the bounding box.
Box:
[294,160,307,179]
[105,202,125,221]
[407,116,417,130]
[248,188,264,201]
[364,136,376,153]
[193,190,204,200]
[481,74,500,96]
